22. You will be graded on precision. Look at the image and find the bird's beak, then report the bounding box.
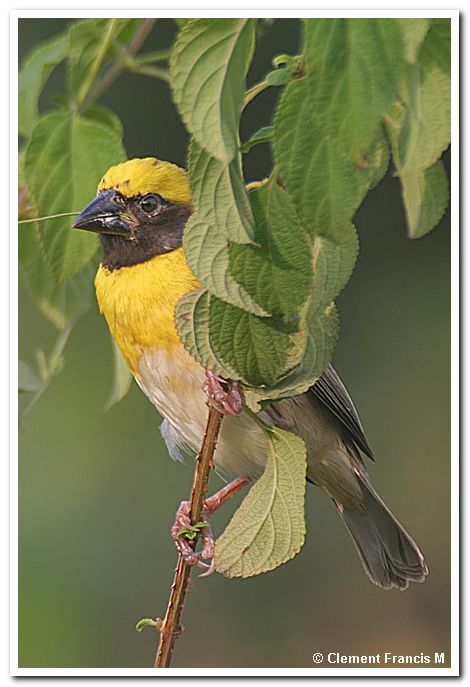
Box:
[73,189,131,236]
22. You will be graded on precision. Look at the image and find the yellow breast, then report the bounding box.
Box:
[94,247,200,374]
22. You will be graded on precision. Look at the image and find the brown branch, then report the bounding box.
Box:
[154,405,224,668]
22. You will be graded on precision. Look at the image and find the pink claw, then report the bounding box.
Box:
[203,371,243,415]
[170,480,249,578]
[198,559,216,578]
[171,501,216,573]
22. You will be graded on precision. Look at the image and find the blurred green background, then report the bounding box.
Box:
[18,19,451,669]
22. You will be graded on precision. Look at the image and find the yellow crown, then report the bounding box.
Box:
[98,158,191,204]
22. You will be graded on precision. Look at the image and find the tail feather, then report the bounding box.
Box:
[337,476,428,591]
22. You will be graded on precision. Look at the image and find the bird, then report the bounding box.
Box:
[73,156,428,590]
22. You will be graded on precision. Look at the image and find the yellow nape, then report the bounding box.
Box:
[95,248,199,374]
[98,157,191,205]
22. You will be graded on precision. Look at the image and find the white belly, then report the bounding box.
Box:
[135,345,360,503]
[136,346,269,478]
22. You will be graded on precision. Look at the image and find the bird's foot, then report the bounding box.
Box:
[171,478,249,577]
[203,370,243,415]
[171,500,216,576]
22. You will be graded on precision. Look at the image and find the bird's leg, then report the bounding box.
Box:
[171,477,249,576]
[202,370,243,416]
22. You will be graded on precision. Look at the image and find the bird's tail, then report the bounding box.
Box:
[336,475,428,590]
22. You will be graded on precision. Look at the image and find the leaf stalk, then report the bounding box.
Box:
[127,64,170,82]
[81,18,156,110]
[76,18,120,108]
[243,80,270,108]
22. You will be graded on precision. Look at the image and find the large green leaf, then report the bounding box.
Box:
[273,78,388,238]
[215,426,307,577]
[19,223,95,331]
[397,18,430,64]
[18,33,68,138]
[183,216,266,316]
[241,226,357,410]
[188,141,254,243]
[82,104,124,138]
[401,160,449,239]
[387,65,450,176]
[303,18,404,160]
[385,21,450,238]
[183,142,265,315]
[422,18,450,75]
[229,182,312,320]
[245,304,339,410]
[208,297,297,387]
[24,110,126,282]
[308,226,359,313]
[68,19,110,97]
[171,18,256,161]
[67,18,140,98]
[174,288,238,379]
[173,18,190,29]
[176,288,293,387]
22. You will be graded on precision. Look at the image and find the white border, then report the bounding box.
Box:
[10,8,460,679]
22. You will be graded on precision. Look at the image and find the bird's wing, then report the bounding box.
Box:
[309,364,374,460]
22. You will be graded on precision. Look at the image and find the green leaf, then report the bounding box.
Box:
[177,289,313,398]
[215,426,307,577]
[68,19,109,97]
[18,33,68,138]
[240,126,273,154]
[309,226,359,312]
[401,160,449,238]
[19,223,95,330]
[175,289,238,379]
[229,182,312,320]
[264,68,291,87]
[171,18,256,161]
[105,337,133,410]
[265,54,301,87]
[177,520,209,541]
[208,297,291,387]
[173,18,190,29]
[268,225,359,399]
[242,226,357,409]
[245,304,339,409]
[272,53,301,69]
[184,142,266,315]
[385,22,450,238]
[19,360,42,393]
[177,287,293,387]
[183,216,266,316]
[303,18,404,159]
[82,105,124,137]
[24,110,126,282]
[188,141,254,244]
[397,18,430,63]
[67,18,139,97]
[273,78,388,237]
[387,63,450,176]
[135,618,160,632]
[422,18,450,75]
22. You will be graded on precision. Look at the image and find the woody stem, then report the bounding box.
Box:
[154,405,224,668]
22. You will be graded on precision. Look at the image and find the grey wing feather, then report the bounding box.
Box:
[309,364,374,460]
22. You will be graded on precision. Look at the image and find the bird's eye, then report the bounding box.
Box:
[139,194,161,214]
